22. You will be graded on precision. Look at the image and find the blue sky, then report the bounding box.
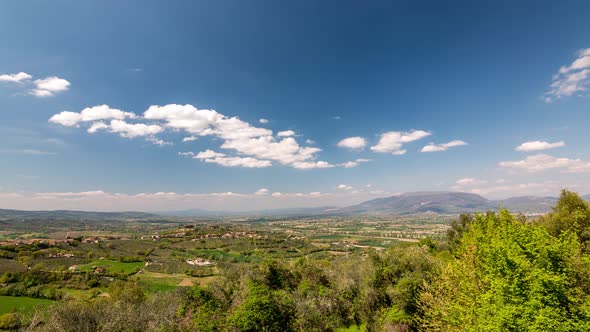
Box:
[1,1,590,211]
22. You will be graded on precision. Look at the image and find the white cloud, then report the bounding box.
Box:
[0,189,398,212]
[195,149,226,159]
[337,184,353,190]
[109,120,163,138]
[144,104,324,167]
[259,118,269,124]
[80,105,137,122]
[49,105,137,127]
[49,111,83,127]
[421,140,468,152]
[455,177,488,186]
[291,161,334,169]
[201,156,272,168]
[0,72,32,83]
[255,188,270,195]
[178,152,195,157]
[143,104,223,134]
[337,136,367,149]
[277,130,295,137]
[146,136,173,146]
[499,154,590,173]
[31,76,70,97]
[50,103,334,169]
[182,136,198,142]
[87,121,109,133]
[50,105,165,144]
[545,48,590,102]
[340,158,371,168]
[220,136,323,166]
[515,140,565,152]
[305,139,315,145]
[193,149,271,168]
[370,130,431,154]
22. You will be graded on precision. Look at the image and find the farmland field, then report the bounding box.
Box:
[0,296,53,315]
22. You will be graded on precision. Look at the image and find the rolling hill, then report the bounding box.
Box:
[337,192,492,215]
[0,209,160,221]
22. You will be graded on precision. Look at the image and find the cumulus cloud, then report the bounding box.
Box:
[255,188,270,195]
[0,72,32,83]
[201,156,272,168]
[515,140,565,152]
[108,120,164,138]
[49,111,84,127]
[340,158,371,168]
[195,149,226,159]
[545,48,590,102]
[31,76,70,97]
[87,121,109,133]
[337,184,353,190]
[421,140,467,152]
[49,105,137,127]
[182,136,198,142]
[143,104,330,168]
[499,154,590,173]
[0,72,70,97]
[146,136,173,146]
[0,188,398,212]
[277,130,295,137]
[193,149,272,168]
[337,136,367,149]
[370,130,431,155]
[50,103,336,168]
[291,161,334,169]
[143,104,223,134]
[50,105,165,144]
[259,118,269,124]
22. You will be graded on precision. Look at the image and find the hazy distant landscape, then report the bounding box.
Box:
[1,191,575,219]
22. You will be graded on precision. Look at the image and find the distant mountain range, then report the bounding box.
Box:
[165,191,585,216]
[1,192,588,219]
[337,192,558,215]
[0,209,160,221]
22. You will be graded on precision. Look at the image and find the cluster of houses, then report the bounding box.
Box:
[48,252,75,258]
[189,231,269,240]
[186,257,216,267]
[140,235,161,241]
[67,265,107,274]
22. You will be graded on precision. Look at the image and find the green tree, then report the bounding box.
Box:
[539,189,590,252]
[419,210,590,332]
[228,282,295,332]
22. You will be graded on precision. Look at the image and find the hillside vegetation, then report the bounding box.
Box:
[1,190,589,331]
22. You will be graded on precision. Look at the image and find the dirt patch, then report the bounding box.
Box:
[177,278,194,287]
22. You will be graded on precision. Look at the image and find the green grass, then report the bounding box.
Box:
[0,296,53,315]
[336,324,366,332]
[188,248,254,263]
[76,260,144,274]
